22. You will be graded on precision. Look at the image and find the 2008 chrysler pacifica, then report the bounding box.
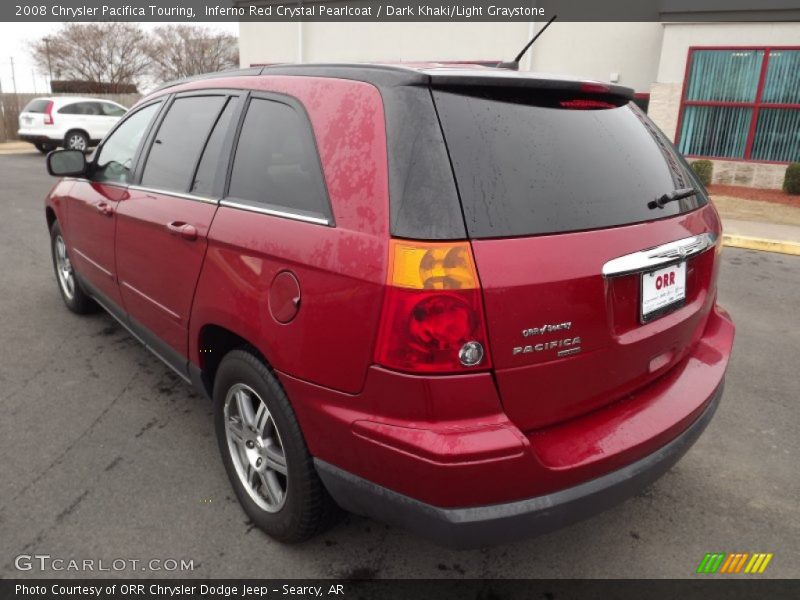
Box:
[43,64,735,548]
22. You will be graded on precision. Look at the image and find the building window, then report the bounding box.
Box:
[677,48,800,163]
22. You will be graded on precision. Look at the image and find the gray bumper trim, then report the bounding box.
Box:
[315,382,723,549]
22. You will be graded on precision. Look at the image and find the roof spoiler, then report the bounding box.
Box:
[429,74,634,104]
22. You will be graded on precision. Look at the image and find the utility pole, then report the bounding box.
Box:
[0,76,6,143]
[31,69,37,94]
[43,37,53,92]
[10,57,17,94]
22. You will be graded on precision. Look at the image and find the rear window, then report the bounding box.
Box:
[22,99,50,113]
[433,88,706,238]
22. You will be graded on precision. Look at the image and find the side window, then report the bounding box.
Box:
[59,103,80,115]
[84,102,102,115]
[190,97,239,196]
[140,95,227,194]
[102,103,127,117]
[94,102,162,184]
[227,97,330,221]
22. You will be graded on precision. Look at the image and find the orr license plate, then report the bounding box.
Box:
[641,262,686,322]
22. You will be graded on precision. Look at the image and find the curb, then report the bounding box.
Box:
[723,234,800,256]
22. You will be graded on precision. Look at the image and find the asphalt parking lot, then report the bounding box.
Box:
[0,151,798,579]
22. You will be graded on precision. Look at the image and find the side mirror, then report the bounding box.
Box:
[46,149,87,177]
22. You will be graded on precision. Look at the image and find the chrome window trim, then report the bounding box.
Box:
[62,180,220,206]
[127,184,219,205]
[219,199,331,226]
[602,233,717,278]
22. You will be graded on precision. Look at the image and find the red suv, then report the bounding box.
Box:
[43,64,734,548]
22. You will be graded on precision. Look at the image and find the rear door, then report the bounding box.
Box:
[433,86,721,431]
[115,91,241,367]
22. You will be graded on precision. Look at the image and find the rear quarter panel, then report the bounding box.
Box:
[187,76,390,394]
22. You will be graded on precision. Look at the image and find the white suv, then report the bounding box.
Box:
[17,97,127,153]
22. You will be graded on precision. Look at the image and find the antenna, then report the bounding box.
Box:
[496,14,558,71]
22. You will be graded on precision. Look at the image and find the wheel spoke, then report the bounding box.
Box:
[263,443,287,475]
[236,389,255,428]
[254,403,269,434]
[226,417,245,445]
[245,463,259,489]
[261,470,284,505]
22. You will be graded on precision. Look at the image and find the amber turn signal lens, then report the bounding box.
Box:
[387,240,479,290]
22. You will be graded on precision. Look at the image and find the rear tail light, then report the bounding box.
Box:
[374,240,492,373]
[43,101,54,125]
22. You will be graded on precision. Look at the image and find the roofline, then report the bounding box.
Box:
[148,63,634,100]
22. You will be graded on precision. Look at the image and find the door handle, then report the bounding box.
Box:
[95,202,114,216]
[166,221,198,241]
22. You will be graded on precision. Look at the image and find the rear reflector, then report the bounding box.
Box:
[375,240,492,373]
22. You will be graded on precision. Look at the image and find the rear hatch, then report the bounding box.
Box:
[18,98,51,129]
[431,76,721,431]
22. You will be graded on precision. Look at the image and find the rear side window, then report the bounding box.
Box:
[60,102,102,115]
[58,103,81,115]
[22,99,50,113]
[227,97,330,222]
[433,89,706,238]
[141,95,227,193]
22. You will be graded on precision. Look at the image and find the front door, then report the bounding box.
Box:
[66,101,163,307]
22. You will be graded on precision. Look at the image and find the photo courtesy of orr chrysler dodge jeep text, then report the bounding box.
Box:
[42,64,734,548]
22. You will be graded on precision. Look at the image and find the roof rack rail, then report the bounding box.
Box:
[149,67,263,94]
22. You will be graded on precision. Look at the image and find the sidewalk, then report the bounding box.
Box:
[0,141,36,155]
[722,218,800,256]
[712,192,800,256]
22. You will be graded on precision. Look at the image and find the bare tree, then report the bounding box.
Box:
[147,26,239,83]
[29,23,150,92]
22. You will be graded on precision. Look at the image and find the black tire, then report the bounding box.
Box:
[34,142,54,154]
[50,221,95,314]
[214,349,339,543]
[64,130,89,152]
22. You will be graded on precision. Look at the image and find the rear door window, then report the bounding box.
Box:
[58,103,80,115]
[190,97,239,197]
[140,95,227,194]
[433,89,706,238]
[227,97,331,222]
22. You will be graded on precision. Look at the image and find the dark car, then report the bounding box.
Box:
[43,64,734,548]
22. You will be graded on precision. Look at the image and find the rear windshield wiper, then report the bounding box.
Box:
[648,187,697,210]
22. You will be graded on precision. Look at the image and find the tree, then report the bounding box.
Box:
[29,23,150,92]
[147,26,239,83]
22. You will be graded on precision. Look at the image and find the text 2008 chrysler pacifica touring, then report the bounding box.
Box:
[43,64,734,548]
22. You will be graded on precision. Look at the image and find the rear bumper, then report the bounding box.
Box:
[316,381,723,549]
[18,133,58,144]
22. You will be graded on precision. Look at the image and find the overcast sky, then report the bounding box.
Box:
[0,22,240,94]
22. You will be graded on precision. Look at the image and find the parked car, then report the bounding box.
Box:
[42,64,735,548]
[18,96,127,153]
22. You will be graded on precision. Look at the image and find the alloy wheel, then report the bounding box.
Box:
[54,235,75,300]
[67,135,87,151]
[223,383,289,512]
